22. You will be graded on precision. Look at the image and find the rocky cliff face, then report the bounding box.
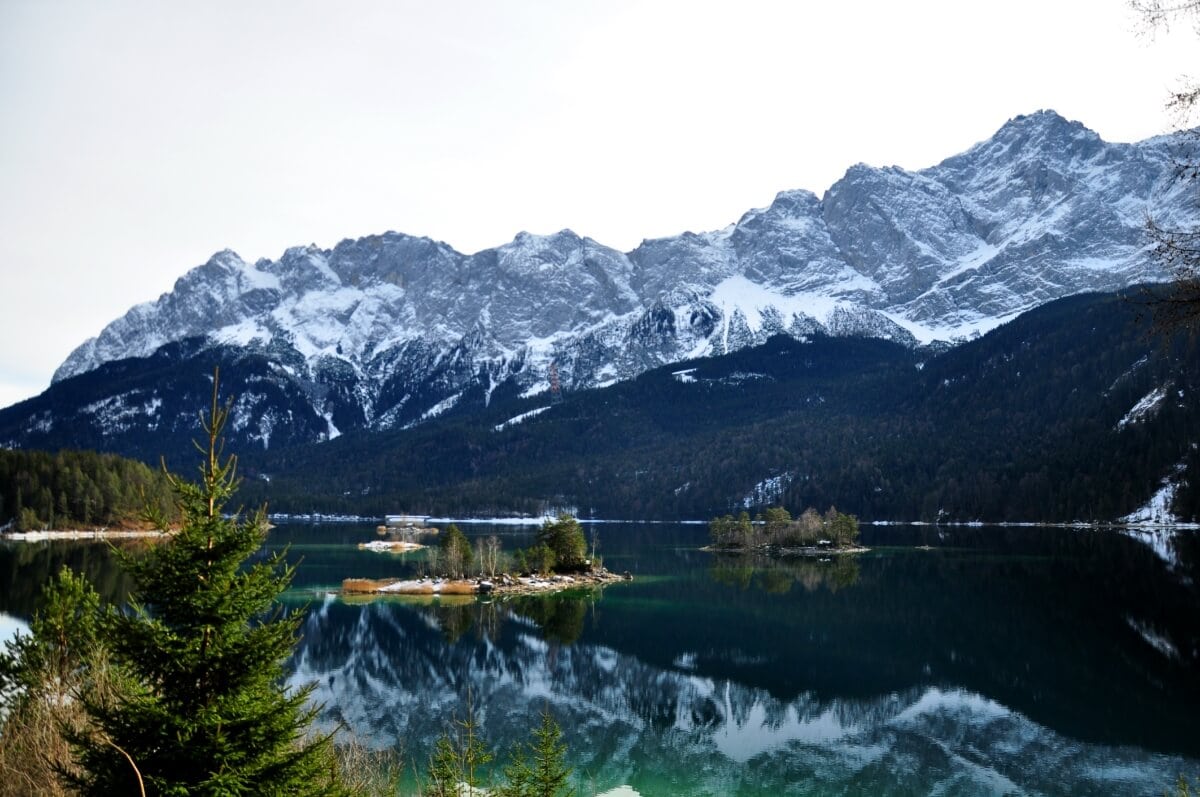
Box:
[41,111,1195,438]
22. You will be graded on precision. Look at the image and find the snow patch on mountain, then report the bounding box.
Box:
[495,406,550,432]
[1117,386,1169,430]
[81,391,163,434]
[742,472,794,507]
[1122,461,1188,525]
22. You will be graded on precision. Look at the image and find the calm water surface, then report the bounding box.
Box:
[2,522,1198,796]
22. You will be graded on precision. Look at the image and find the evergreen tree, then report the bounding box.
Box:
[439,523,471,578]
[536,515,587,572]
[0,566,101,711]
[0,567,110,796]
[762,506,791,543]
[496,712,574,797]
[422,703,493,797]
[68,374,342,796]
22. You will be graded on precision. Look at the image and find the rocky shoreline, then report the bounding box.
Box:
[342,568,630,597]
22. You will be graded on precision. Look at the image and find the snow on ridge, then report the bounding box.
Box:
[707,276,846,334]
[520,382,549,398]
[234,258,282,291]
[401,393,463,430]
[494,406,550,432]
[1116,385,1168,430]
[421,393,461,421]
[213,319,271,347]
[881,306,1022,346]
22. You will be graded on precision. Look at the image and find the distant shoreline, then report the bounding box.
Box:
[2,529,171,542]
[3,517,1190,543]
[702,544,870,556]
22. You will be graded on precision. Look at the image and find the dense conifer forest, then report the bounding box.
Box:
[2,291,1196,523]
[235,291,1200,522]
[0,449,177,531]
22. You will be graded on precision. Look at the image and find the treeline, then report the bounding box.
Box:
[424,515,594,579]
[709,506,860,549]
[0,449,177,531]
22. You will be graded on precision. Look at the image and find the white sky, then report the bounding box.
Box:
[0,0,1195,408]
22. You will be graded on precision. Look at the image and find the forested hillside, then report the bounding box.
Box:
[0,449,177,531]
[234,290,1200,522]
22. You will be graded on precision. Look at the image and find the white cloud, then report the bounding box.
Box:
[0,0,1195,407]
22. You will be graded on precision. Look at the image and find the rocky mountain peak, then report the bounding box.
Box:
[44,110,1196,437]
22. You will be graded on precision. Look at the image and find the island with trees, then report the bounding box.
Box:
[705,506,867,555]
[342,513,630,597]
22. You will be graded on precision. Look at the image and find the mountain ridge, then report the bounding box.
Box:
[43,109,1192,438]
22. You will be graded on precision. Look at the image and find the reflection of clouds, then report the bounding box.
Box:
[287,600,1195,796]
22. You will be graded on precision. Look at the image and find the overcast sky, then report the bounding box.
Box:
[0,0,1195,408]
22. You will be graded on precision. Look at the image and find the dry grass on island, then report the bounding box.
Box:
[342,515,631,599]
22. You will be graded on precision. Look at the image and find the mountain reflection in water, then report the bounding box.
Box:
[288,593,1192,796]
[2,522,1198,795]
[278,522,1198,795]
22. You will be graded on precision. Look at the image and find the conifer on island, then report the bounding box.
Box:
[68,370,343,796]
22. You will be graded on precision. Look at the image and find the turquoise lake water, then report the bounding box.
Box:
[2,522,1198,795]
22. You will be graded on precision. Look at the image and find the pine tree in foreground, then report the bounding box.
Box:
[496,712,574,797]
[0,567,110,796]
[68,372,343,796]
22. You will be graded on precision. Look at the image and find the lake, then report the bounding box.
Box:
[1,522,1198,796]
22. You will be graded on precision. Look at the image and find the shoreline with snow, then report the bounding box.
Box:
[1,528,172,542]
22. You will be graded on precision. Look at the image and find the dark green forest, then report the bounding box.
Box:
[2,290,1197,524]
[0,449,177,531]
[235,291,1200,522]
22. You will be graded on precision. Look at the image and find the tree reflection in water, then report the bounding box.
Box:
[418,590,597,646]
[708,552,860,595]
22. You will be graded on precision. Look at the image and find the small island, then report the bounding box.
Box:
[704,506,868,555]
[357,539,426,553]
[343,514,630,598]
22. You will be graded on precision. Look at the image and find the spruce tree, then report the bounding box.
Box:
[496,712,573,797]
[535,515,587,572]
[69,373,342,796]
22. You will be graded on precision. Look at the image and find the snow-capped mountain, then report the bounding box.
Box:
[42,111,1197,437]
